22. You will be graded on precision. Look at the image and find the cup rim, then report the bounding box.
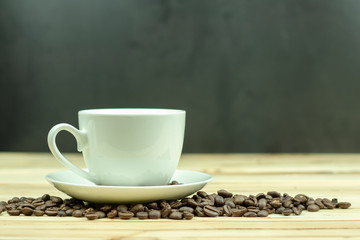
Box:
[79,108,185,116]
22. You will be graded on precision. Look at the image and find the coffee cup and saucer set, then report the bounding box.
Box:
[46,108,213,204]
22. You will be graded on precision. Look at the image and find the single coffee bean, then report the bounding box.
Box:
[169,180,180,185]
[337,202,351,209]
[197,191,208,198]
[107,209,118,219]
[96,211,106,218]
[85,212,98,220]
[331,198,338,205]
[161,203,172,218]
[223,205,232,216]
[32,200,45,207]
[233,195,246,205]
[294,194,308,203]
[270,199,282,208]
[244,199,256,207]
[136,211,148,219]
[65,209,74,216]
[231,207,247,217]
[169,211,183,220]
[118,211,134,220]
[8,197,21,204]
[292,207,302,215]
[183,212,194,220]
[41,194,50,202]
[247,206,260,213]
[50,196,63,204]
[275,207,285,214]
[116,205,128,212]
[298,204,306,211]
[195,206,206,217]
[225,200,236,208]
[0,201,7,206]
[21,207,34,216]
[258,198,267,210]
[203,205,219,217]
[282,208,293,216]
[322,198,336,209]
[267,191,281,198]
[72,210,83,217]
[257,210,269,217]
[243,211,257,217]
[283,200,293,208]
[186,198,199,208]
[306,200,315,207]
[217,189,233,198]
[85,208,95,214]
[179,206,194,213]
[315,199,325,209]
[33,209,45,216]
[57,211,67,217]
[0,205,5,213]
[148,210,161,219]
[215,195,225,207]
[7,209,21,216]
[100,205,113,213]
[147,202,158,210]
[130,204,144,214]
[170,201,183,209]
[307,204,320,212]
[45,207,59,216]
[256,193,266,199]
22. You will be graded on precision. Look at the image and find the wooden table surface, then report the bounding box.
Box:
[0,152,359,239]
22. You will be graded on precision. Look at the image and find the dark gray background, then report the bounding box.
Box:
[1,0,360,153]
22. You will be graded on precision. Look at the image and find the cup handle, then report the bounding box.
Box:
[47,123,98,183]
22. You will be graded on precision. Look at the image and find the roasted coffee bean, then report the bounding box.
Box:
[148,210,161,219]
[7,209,21,216]
[244,199,256,207]
[179,207,194,213]
[243,211,257,217]
[21,203,35,209]
[32,200,45,207]
[231,207,247,217]
[282,208,293,216]
[298,204,306,211]
[337,202,351,209]
[72,210,83,217]
[306,200,315,207]
[257,210,269,217]
[322,198,336,209]
[267,191,281,198]
[295,194,308,203]
[270,199,282,208]
[85,212,98,220]
[233,195,246,205]
[169,180,180,185]
[161,203,172,218]
[85,208,95,214]
[40,194,50,202]
[256,193,266,199]
[95,211,105,218]
[169,211,183,220]
[34,210,45,216]
[186,198,199,208]
[223,205,232,216]
[147,202,158,210]
[215,195,225,206]
[331,198,338,205]
[217,189,233,198]
[258,198,267,210]
[307,204,320,212]
[0,205,5,213]
[275,207,285,214]
[136,211,148,219]
[57,211,67,217]
[116,205,128,212]
[183,212,194,220]
[170,201,182,209]
[225,200,235,208]
[292,207,302,215]
[100,205,113,213]
[195,206,206,217]
[65,209,74,216]
[203,205,219,217]
[197,191,208,198]
[8,197,21,204]
[118,211,134,219]
[247,206,260,213]
[0,201,7,206]
[45,207,59,216]
[5,203,17,210]
[21,207,34,216]
[283,200,293,208]
[315,199,325,209]
[107,209,118,219]
[50,196,63,204]
[130,204,144,214]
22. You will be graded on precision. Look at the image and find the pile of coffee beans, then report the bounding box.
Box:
[0,190,351,220]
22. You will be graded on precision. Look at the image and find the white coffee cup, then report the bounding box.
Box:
[47,108,185,186]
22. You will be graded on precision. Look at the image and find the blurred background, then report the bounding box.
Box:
[1,0,360,153]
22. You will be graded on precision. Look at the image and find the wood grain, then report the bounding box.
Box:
[0,152,359,239]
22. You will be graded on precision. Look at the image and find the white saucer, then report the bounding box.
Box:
[46,170,213,204]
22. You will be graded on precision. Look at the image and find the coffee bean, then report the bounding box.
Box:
[233,195,246,205]
[331,198,338,205]
[148,210,161,219]
[116,205,128,212]
[215,195,225,207]
[217,189,233,198]
[282,208,293,216]
[258,198,267,210]
[292,207,302,215]
[170,201,182,209]
[223,205,232,216]
[307,204,320,212]
[136,211,148,219]
[8,197,21,204]
[72,210,83,217]
[34,209,45,216]
[45,207,59,216]
[169,211,183,220]
[195,206,206,217]
[244,199,256,207]
[203,205,219,217]
[315,199,325,209]
[65,209,74,216]
[21,207,34,216]
[270,199,282,208]
[183,212,194,220]
[169,180,180,185]
[100,205,113,213]
[243,212,257,217]
[147,202,158,210]
[257,210,269,217]
[267,191,281,198]
[337,202,351,209]
[107,209,118,219]
[186,198,199,208]
[118,211,134,220]
[322,198,336,209]
[130,204,144,214]
[85,212,98,220]
[294,194,308,203]
[197,191,208,198]
[96,211,106,218]
[0,205,5,213]
[7,209,21,216]
[179,206,194,213]
[161,203,172,218]
[231,207,247,217]
[275,207,285,214]
[57,211,67,217]
[50,196,63,204]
